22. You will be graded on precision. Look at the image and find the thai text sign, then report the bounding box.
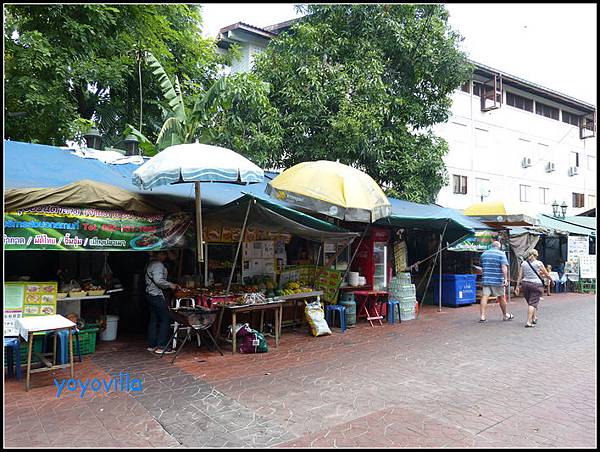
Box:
[448,231,499,252]
[4,205,193,251]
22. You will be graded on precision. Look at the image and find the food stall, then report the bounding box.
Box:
[4,203,196,359]
[184,194,358,350]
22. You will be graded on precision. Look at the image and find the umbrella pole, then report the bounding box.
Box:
[227,200,253,293]
[195,182,204,265]
[439,233,443,312]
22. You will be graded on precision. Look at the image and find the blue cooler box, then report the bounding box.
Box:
[432,274,477,307]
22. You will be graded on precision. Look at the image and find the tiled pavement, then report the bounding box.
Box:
[4,292,596,448]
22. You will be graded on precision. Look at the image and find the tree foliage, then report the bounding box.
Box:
[4,4,225,146]
[126,53,282,162]
[254,4,473,202]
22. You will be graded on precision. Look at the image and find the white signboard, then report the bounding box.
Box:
[579,255,597,279]
[568,236,589,261]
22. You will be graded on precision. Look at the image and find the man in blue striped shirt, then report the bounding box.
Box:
[479,241,514,322]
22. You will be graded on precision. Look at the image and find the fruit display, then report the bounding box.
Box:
[279,281,314,296]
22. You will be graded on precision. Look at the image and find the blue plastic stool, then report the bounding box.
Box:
[386,300,402,324]
[4,337,22,380]
[45,330,82,364]
[325,305,347,332]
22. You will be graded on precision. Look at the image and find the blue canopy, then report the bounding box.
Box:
[4,140,490,240]
[3,140,274,209]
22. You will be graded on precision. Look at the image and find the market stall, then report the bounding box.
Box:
[191,194,358,348]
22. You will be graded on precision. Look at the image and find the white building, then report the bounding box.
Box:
[217,21,597,216]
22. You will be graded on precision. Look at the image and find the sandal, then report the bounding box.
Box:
[532,318,538,324]
[503,313,514,321]
[479,318,487,323]
[525,323,535,328]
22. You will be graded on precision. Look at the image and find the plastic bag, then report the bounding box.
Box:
[237,324,268,353]
[304,300,331,337]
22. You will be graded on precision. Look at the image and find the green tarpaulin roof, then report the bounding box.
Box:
[376,198,493,244]
[204,194,359,244]
[537,214,596,237]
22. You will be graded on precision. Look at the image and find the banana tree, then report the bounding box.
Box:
[125,52,228,155]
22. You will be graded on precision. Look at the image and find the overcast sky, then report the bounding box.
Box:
[200,3,596,105]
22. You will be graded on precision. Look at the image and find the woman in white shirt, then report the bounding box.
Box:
[515,249,552,328]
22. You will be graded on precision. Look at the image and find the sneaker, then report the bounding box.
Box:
[147,346,157,352]
[154,348,176,355]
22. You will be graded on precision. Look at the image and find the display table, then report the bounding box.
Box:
[353,290,389,326]
[57,288,123,317]
[215,300,284,354]
[275,291,324,333]
[339,285,372,292]
[15,315,76,391]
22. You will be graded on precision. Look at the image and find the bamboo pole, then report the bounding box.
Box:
[227,200,253,292]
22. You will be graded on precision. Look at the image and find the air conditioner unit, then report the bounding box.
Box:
[521,157,532,168]
[545,162,556,173]
[568,166,579,176]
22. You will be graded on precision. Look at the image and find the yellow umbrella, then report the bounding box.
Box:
[463,200,538,226]
[265,161,391,222]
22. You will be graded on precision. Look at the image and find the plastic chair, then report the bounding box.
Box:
[163,307,223,364]
[386,300,402,324]
[171,297,201,349]
[325,305,347,332]
[4,337,22,380]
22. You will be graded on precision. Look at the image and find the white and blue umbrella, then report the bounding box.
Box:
[132,143,264,262]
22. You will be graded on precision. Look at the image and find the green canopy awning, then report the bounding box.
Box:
[537,214,596,237]
[376,198,492,244]
[203,194,359,244]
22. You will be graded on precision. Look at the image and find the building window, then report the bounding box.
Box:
[453,175,468,194]
[539,187,549,205]
[535,101,559,120]
[572,192,585,208]
[589,195,596,208]
[460,81,470,93]
[520,185,531,202]
[506,92,533,112]
[570,151,580,167]
[562,111,580,126]
[472,81,482,97]
[588,155,596,171]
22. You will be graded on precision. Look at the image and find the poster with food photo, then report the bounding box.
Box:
[22,281,57,317]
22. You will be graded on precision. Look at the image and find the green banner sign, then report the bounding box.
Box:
[448,230,499,252]
[4,205,193,251]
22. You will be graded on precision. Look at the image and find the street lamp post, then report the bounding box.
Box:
[560,202,568,219]
[552,200,559,217]
[551,200,567,219]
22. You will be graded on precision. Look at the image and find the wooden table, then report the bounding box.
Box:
[276,291,324,333]
[215,301,284,354]
[15,315,76,391]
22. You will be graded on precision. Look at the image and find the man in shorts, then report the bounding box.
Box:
[479,241,514,322]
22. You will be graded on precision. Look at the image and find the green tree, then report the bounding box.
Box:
[4,4,225,146]
[126,53,282,163]
[254,4,473,203]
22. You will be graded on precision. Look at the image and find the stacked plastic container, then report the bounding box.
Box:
[389,272,416,321]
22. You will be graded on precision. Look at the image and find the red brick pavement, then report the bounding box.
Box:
[4,292,596,448]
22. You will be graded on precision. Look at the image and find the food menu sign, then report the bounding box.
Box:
[4,282,58,335]
[4,205,193,251]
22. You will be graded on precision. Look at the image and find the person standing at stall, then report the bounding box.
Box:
[479,241,514,323]
[515,249,552,328]
[145,251,181,354]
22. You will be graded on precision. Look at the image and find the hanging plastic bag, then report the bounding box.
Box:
[304,300,331,337]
